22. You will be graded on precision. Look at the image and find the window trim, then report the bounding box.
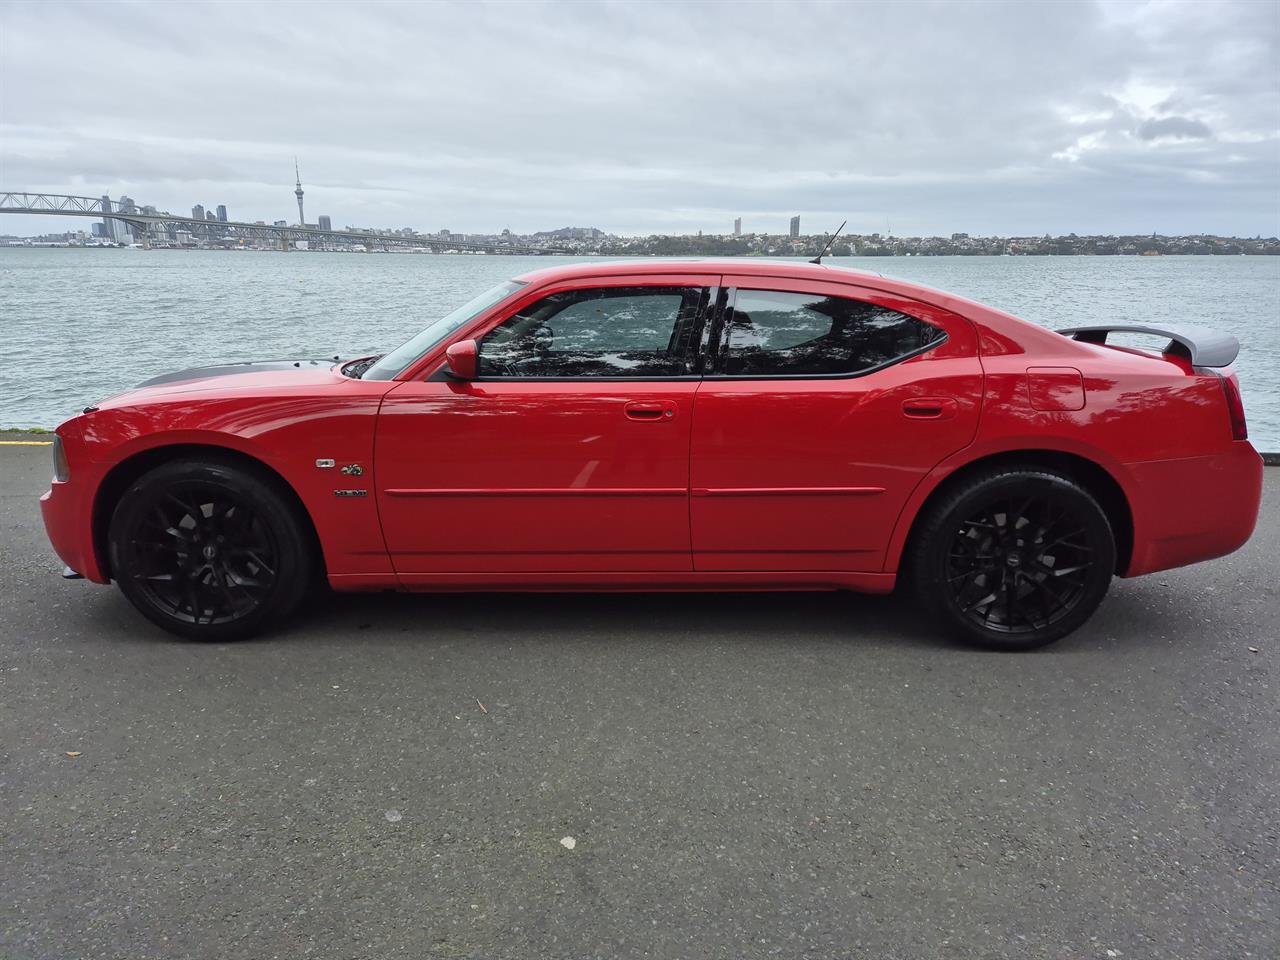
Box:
[703,286,949,381]
[465,284,715,383]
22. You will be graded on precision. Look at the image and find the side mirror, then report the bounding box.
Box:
[444,339,478,381]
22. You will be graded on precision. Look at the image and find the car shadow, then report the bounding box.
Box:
[76,578,1176,656]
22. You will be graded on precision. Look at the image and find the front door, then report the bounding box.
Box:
[690,277,982,572]
[376,278,714,576]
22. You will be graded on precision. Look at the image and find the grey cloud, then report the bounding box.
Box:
[1137,116,1214,141]
[0,0,1276,237]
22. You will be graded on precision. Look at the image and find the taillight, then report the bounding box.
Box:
[52,435,70,482]
[1221,376,1248,441]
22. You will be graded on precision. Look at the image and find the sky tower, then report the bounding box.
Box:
[294,158,305,226]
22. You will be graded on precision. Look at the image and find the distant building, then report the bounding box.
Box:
[273,220,287,227]
[192,204,205,221]
[318,215,332,231]
[733,217,742,237]
[951,232,969,241]
[789,215,800,238]
[112,195,138,242]
[217,205,228,222]
[99,194,115,241]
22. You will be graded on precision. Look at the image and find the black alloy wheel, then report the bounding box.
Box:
[108,459,313,640]
[910,467,1116,650]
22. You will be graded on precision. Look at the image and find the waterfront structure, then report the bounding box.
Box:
[734,217,742,237]
[790,215,801,239]
[294,159,305,227]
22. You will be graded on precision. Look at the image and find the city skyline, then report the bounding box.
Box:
[9,181,1277,248]
[1,2,1276,239]
[6,184,1274,260]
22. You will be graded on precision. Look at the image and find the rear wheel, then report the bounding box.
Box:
[909,467,1116,650]
[108,459,313,640]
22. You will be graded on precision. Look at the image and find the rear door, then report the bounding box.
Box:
[690,276,982,572]
[376,275,716,575]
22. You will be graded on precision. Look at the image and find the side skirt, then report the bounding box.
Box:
[328,571,897,594]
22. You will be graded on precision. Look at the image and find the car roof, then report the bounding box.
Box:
[514,258,883,286]
[512,258,976,314]
[511,258,1086,357]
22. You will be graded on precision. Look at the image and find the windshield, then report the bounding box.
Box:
[362,280,526,380]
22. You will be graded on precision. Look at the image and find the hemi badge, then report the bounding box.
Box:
[316,458,336,468]
[334,489,367,498]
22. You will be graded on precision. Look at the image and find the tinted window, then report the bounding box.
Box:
[479,286,704,377]
[721,289,944,376]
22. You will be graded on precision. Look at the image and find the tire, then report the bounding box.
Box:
[108,458,313,641]
[908,466,1116,650]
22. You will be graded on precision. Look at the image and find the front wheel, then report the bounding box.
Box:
[909,467,1116,650]
[108,459,313,640]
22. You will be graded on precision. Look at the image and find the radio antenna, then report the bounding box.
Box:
[809,220,847,264]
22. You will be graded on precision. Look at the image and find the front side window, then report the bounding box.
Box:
[720,289,944,377]
[478,286,705,378]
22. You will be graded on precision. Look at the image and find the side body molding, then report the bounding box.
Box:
[1058,323,1239,368]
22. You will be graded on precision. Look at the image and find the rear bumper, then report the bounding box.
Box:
[40,477,107,584]
[1123,442,1263,577]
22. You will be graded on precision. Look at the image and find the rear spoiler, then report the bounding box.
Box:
[1057,323,1239,368]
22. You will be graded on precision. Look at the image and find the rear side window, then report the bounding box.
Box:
[721,289,944,377]
[479,286,705,378]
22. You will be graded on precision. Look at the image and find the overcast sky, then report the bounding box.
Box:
[1,0,1277,237]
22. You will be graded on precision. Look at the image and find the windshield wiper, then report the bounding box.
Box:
[342,356,382,379]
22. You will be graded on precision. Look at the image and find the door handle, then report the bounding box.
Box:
[902,397,958,419]
[624,401,677,421]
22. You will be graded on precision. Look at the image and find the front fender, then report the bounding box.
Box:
[76,389,395,582]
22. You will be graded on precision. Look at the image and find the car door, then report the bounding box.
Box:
[690,276,982,572]
[375,276,716,578]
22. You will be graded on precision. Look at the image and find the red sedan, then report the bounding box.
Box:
[41,260,1262,649]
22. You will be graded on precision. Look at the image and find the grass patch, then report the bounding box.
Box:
[0,426,53,434]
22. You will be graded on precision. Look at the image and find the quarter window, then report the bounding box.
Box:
[479,286,704,378]
[721,289,944,377]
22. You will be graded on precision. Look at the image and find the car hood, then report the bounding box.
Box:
[93,358,348,410]
[133,358,341,389]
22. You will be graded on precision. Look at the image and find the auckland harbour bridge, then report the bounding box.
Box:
[0,192,570,255]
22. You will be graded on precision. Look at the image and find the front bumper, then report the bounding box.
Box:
[40,475,108,584]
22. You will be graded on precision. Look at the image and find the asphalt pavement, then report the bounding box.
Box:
[2,438,1277,960]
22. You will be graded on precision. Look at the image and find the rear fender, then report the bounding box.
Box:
[883,436,1136,575]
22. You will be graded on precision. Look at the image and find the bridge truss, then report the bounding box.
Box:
[0,192,568,255]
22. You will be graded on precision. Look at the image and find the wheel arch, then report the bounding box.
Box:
[92,443,326,582]
[890,448,1135,577]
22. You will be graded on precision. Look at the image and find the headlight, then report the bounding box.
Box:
[52,435,70,482]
